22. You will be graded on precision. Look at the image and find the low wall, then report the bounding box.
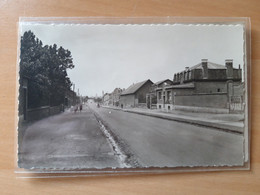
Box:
[27,105,63,121]
[50,105,63,116]
[175,93,228,109]
[173,105,229,114]
[27,106,50,121]
[137,103,147,108]
[151,104,157,109]
[119,95,135,108]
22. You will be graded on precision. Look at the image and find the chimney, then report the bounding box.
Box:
[173,74,176,82]
[226,59,233,78]
[201,59,208,78]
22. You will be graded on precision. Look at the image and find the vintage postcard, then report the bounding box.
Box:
[17,18,249,172]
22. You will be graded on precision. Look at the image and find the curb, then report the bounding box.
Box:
[102,106,244,134]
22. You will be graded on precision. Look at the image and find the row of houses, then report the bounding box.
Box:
[102,59,244,113]
[103,88,124,107]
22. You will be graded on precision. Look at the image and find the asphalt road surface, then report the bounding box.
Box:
[89,103,245,168]
[19,103,245,169]
[19,106,123,169]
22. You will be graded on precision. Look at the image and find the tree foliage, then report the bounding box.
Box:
[20,31,75,108]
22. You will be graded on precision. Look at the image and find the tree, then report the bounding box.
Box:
[19,31,75,109]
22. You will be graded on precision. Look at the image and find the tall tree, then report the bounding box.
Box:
[19,31,75,109]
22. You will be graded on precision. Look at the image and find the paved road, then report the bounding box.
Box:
[89,104,245,168]
[19,103,245,169]
[19,106,123,169]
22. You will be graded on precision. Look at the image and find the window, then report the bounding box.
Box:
[159,105,161,109]
[217,88,221,92]
[168,106,171,110]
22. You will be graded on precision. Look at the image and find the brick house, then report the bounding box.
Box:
[146,79,173,109]
[120,79,153,108]
[156,59,243,113]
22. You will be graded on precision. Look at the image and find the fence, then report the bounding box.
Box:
[229,95,244,113]
[26,105,63,121]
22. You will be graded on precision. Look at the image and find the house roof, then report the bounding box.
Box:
[154,79,173,86]
[169,83,195,89]
[156,83,195,90]
[188,61,227,70]
[121,79,153,95]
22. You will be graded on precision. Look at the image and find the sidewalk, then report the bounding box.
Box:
[102,106,244,134]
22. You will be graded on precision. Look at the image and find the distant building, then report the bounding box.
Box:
[103,93,112,106]
[146,79,173,109]
[156,59,243,113]
[120,79,153,108]
[111,88,123,107]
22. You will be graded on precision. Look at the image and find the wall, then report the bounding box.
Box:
[119,94,135,108]
[157,81,243,112]
[137,103,147,108]
[26,105,63,121]
[207,69,227,80]
[136,81,153,103]
[175,93,228,108]
[194,81,227,93]
[157,88,193,105]
[157,103,174,110]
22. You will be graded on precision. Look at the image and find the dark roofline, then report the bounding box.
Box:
[121,79,153,96]
[154,79,173,86]
[156,83,195,90]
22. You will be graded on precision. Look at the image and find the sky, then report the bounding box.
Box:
[20,22,244,97]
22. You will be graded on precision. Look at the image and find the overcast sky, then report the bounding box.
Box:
[20,23,244,97]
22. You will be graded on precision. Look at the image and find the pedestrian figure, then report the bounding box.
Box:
[80,104,83,112]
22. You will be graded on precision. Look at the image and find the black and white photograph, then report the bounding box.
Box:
[17,19,249,171]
